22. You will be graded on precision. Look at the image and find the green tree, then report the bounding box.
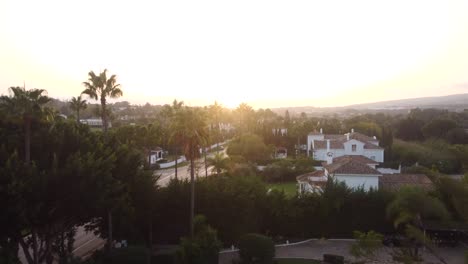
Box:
[387,187,449,259]
[171,107,209,237]
[82,69,123,133]
[69,95,87,123]
[175,215,222,264]
[238,233,275,264]
[0,86,51,164]
[396,118,424,141]
[422,119,457,139]
[227,134,272,164]
[350,230,383,262]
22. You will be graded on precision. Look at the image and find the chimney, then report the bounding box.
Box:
[346,133,350,141]
[373,136,377,140]
[351,128,354,133]
[326,140,332,165]
[320,128,323,134]
[398,164,401,173]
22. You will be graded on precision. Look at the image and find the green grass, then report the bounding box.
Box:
[267,182,297,197]
[275,258,321,264]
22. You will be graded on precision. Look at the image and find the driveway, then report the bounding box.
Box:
[219,239,447,264]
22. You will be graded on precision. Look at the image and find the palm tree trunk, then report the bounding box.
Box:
[101,98,107,133]
[174,147,178,180]
[32,228,38,264]
[76,110,80,124]
[25,117,31,164]
[107,210,113,252]
[190,156,195,238]
[147,220,153,264]
[204,149,208,177]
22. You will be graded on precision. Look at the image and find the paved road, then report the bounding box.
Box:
[156,160,214,187]
[156,149,227,187]
[219,240,446,264]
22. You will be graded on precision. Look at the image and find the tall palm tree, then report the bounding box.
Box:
[170,100,184,179]
[69,95,87,123]
[82,69,122,251]
[170,107,208,237]
[82,69,122,132]
[0,86,50,164]
[209,101,223,152]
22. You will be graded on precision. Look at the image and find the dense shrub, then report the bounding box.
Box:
[323,254,344,264]
[238,234,275,264]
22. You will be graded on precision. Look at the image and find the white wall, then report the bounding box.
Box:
[312,145,383,162]
[335,174,380,191]
[363,149,384,162]
[343,139,365,154]
[307,134,324,156]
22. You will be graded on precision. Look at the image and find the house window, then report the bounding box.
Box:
[352,144,357,152]
[370,156,376,160]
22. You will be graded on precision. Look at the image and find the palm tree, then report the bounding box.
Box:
[387,187,449,259]
[170,107,208,237]
[0,86,51,164]
[82,69,122,251]
[82,69,122,132]
[69,95,87,123]
[169,100,184,179]
[206,152,229,176]
[208,101,223,152]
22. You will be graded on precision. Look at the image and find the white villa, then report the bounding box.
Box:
[298,155,382,193]
[307,129,384,163]
[297,155,433,195]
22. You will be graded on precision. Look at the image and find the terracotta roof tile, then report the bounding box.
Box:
[296,170,325,181]
[379,174,434,191]
[333,155,379,164]
[325,159,381,175]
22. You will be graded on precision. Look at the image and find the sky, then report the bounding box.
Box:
[1,0,468,109]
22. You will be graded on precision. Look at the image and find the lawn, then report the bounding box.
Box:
[266,182,298,197]
[275,258,321,264]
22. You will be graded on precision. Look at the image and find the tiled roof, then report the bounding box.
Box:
[313,140,383,150]
[325,159,381,175]
[379,174,434,191]
[350,132,377,142]
[333,155,379,165]
[296,170,325,181]
[313,140,346,149]
[324,134,345,140]
[297,170,328,191]
[363,142,382,149]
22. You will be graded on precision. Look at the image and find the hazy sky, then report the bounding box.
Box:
[1,0,468,108]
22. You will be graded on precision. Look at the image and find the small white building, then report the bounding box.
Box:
[307,129,383,162]
[80,118,112,128]
[148,147,164,165]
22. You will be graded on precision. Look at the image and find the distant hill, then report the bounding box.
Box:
[271,93,468,117]
[345,93,468,110]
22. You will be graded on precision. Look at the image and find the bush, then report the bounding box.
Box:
[175,215,221,264]
[323,254,344,264]
[90,246,149,264]
[238,233,275,264]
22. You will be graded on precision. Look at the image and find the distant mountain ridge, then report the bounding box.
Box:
[344,93,468,109]
[270,93,468,116]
